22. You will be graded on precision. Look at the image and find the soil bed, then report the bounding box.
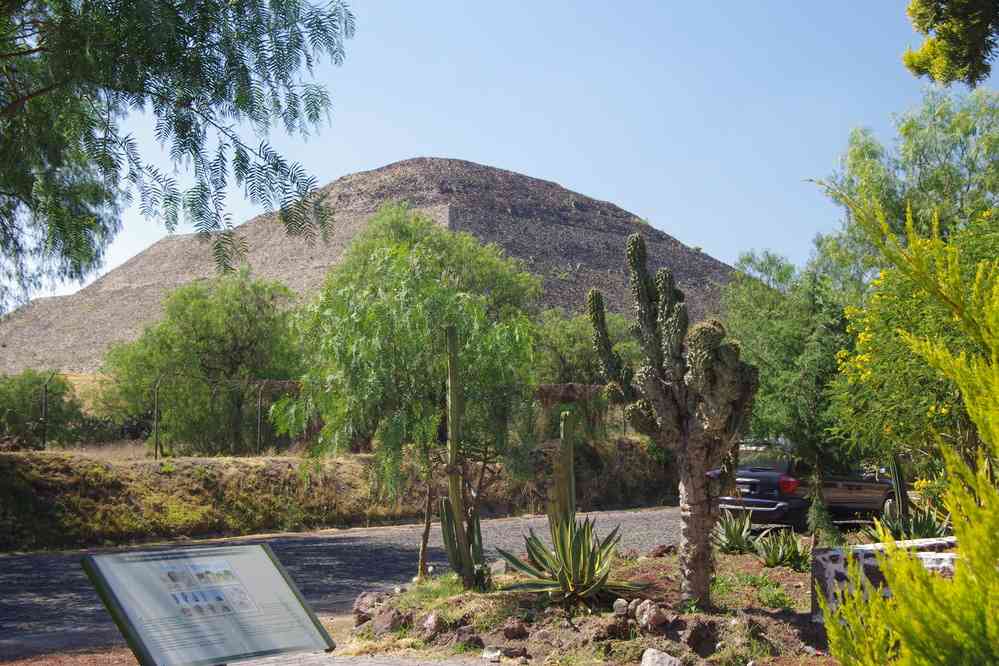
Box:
[344,548,833,665]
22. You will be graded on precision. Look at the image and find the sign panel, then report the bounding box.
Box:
[82,544,334,666]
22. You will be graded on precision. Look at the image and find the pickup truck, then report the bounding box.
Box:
[714,455,896,531]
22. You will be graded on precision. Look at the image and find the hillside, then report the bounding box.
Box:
[0,157,732,374]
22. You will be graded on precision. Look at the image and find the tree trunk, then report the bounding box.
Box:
[445,326,475,589]
[417,476,434,580]
[677,433,718,606]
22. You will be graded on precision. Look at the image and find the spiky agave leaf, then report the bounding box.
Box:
[499,509,645,607]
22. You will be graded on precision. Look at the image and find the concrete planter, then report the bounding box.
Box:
[810,536,957,621]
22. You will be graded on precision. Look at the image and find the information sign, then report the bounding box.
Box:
[82,544,334,666]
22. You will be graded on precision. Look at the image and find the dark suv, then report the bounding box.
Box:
[715,452,896,530]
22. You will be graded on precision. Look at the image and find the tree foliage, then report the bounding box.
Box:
[0,0,355,311]
[535,309,639,386]
[721,250,851,469]
[819,89,999,299]
[0,369,83,447]
[903,0,999,86]
[821,196,999,666]
[273,204,540,495]
[829,217,997,470]
[100,269,298,455]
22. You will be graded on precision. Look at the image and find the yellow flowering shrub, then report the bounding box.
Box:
[821,202,999,665]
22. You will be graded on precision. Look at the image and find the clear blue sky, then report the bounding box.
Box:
[41,1,993,297]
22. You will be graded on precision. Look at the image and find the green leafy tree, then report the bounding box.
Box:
[903,0,999,86]
[0,369,83,447]
[821,197,999,666]
[722,251,850,459]
[819,89,999,299]
[100,269,297,455]
[535,309,639,386]
[274,204,539,585]
[0,0,355,311]
[589,234,758,606]
[828,216,997,475]
[721,250,852,541]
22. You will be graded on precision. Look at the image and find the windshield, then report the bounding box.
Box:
[739,449,790,473]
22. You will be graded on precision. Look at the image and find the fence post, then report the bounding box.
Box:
[153,376,161,460]
[256,381,265,455]
[41,372,56,450]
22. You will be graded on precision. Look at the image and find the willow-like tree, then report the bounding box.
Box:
[588,234,758,605]
[273,205,538,584]
[0,0,355,311]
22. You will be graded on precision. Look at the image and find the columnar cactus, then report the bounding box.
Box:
[588,234,758,605]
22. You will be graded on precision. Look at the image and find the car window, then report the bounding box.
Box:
[739,451,789,473]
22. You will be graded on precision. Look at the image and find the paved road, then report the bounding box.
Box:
[0,507,681,661]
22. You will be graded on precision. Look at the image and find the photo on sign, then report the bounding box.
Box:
[188,559,237,585]
[157,564,197,590]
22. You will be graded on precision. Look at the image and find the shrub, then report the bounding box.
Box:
[712,509,756,554]
[0,370,84,447]
[100,269,298,456]
[754,528,811,572]
[818,192,999,665]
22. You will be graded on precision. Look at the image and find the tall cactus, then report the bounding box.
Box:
[588,234,758,605]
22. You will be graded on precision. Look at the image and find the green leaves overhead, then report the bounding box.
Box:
[903,0,999,86]
[1,0,355,311]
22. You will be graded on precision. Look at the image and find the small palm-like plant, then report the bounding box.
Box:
[860,503,951,542]
[497,509,643,607]
[755,528,812,572]
[712,509,756,554]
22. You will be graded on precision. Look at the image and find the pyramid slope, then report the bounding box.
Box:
[0,158,731,374]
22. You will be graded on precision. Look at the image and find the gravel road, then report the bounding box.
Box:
[0,507,681,662]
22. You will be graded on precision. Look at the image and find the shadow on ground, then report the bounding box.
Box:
[0,533,446,661]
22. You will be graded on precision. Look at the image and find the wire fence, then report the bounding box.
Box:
[2,372,303,457]
[6,373,633,458]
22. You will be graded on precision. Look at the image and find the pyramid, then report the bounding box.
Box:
[0,157,732,374]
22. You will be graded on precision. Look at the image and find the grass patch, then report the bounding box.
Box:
[394,574,465,612]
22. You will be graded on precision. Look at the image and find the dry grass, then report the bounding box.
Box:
[54,440,150,461]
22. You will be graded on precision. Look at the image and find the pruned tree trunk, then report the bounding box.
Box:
[416,475,434,580]
[677,435,720,604]
[445,325,475,589]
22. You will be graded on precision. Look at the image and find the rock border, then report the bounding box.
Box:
[810,536,957,621]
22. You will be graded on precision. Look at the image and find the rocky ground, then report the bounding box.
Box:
[343,551,832,665]
[0,507,681,663]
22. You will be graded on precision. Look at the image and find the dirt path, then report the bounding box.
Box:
[0,507,681,662]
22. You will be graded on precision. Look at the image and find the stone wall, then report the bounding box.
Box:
[810,536,957,621]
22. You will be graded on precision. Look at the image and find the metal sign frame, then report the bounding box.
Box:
[82,544,334,666]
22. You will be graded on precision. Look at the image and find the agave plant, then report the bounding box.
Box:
[440,497,491,590]
[755,528,812,572]
[861,503,952,542]
[497,510,643,607]
[712,509,756,554]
